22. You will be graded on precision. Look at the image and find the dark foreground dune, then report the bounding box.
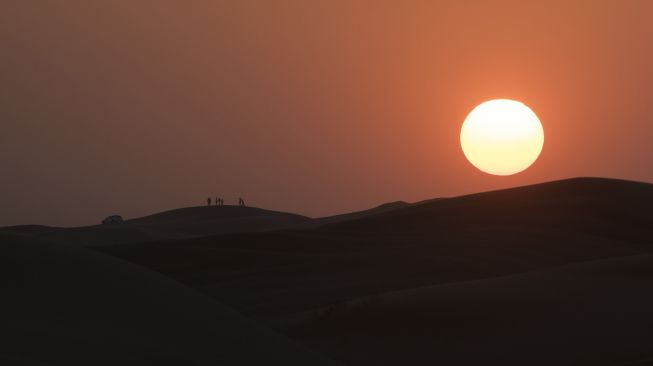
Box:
[0,232,338,365]
[98,178,653,316]
[4,177,653,365]
[94,177,653,365]
[283,253,653,365]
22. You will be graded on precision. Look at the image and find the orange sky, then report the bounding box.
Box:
[2,1,653,226]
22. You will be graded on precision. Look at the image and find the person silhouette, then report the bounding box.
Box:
[220,198,224,206]
[239,197,245,207]
[207,197,211,206]
[215,197,219,206]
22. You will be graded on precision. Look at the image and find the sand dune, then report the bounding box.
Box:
[1,206,314,246]
[314,201,411,225]
[322,177,653,244]
[98,178,653,320]
[283,253,653,365]
[0,232,339,365]
[1,201,413,247]
[6,177,653,365]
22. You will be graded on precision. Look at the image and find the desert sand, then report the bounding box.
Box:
[4,177,653,365]
[0,232,339,365]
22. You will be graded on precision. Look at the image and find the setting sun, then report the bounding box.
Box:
[460,99,544,176]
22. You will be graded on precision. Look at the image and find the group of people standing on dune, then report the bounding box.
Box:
[207,197,245,207]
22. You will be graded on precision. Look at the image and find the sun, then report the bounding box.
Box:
[460,99,544,176]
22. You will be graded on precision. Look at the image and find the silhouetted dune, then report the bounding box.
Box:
[1,225,57,237]
[0,202,417,247]
[0,232,339,365]
[315,201,411,225]
[9,177,653,365]
[322,177,653,244]
[1,206,314,246]
[97,178,653,321]
[283,253,653,365]
[131,205,308,224]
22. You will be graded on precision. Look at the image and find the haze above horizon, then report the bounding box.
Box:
[3,1,653,226]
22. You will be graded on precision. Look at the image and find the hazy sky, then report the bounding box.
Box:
[2,1,653,226]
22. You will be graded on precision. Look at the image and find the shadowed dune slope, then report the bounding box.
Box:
[0,233,339,366]
[1,206,314,246]
[314,201,411,225]
[1,201,415,247]
[97,178,653,320]
[283,252,653,366]
[322,177,653,244]
[6,177,653,365]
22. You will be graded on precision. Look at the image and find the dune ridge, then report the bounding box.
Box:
[5,177,653,365]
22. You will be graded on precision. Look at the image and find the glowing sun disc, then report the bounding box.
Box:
[460,99,544,176]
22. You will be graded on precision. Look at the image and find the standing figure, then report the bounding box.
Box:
[215,197,219,206]
[207,197,211,206]
[239,197,245,207]
[220,198,224,206]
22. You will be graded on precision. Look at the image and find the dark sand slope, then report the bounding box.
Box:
[314,201,411,225]
[1,206,314,246]
[98,178,653,319]
[284,253,653,366]
[0,233,339,366]
[322,177,653,245]
[11,177,652,365]
[1,201,414,247]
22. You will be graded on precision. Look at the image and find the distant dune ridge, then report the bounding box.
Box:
[2,205,315,246]
[1,199,416,246]
[4,177,653,365]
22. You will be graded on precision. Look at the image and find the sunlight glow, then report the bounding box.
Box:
[460,99,544,176]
